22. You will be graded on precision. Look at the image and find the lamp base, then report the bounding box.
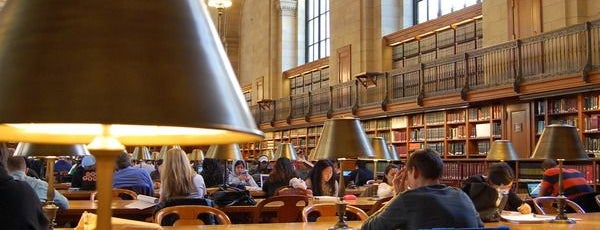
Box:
[550,218,576,224]
[328,202,356,230]
[42,202,59,229]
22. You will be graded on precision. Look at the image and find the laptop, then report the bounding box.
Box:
[259,174,269,189]
[527,182,541,198]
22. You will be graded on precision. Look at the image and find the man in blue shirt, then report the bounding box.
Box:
[7,156,69,210]
[361,149,483,230]
[113,152,154,196]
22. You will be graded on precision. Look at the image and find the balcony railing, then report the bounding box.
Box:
[255,19,600,125]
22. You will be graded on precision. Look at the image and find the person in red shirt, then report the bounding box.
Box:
[539,159,593,200]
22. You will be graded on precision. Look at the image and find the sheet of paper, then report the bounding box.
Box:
[124,200,157,210]
[500,211,554,223]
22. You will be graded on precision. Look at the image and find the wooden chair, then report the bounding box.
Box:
[154,205,231,226]
[302,203,368,222]
[252,195,310,223]
[90,188,138,201]
[367,196,393,215]
[359,184,379,197]
[532,196,586,215]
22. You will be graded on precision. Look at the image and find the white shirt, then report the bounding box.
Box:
[377,182,394,198]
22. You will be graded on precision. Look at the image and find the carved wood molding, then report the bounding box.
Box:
[282,58,329,78]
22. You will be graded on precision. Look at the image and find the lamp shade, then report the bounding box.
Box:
[0,0,263,146]
[260,149,275,161]
[486,140,519,161]
[274,143,298,160]
[531,124,588,160]
[205,144,243,161]
[387,144,400,161]
[132,146,152,161]
[13,142,90,157]
[313,117,374,160]
[188,149,205,161]
[370,137,392,160]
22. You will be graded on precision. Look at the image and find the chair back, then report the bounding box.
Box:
[90,188,138,201]
[154,205,231,226]
[532,196,585,215]
[570,192,600,213]
[302,203,368,222]
[359,184,378,197]
[253,195,310,223]
[596,194,600,209]
[367,196,393,215]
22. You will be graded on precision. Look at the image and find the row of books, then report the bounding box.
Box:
[584,137,600,153]
[448,142,466,155]
[584,115,600,132]
[441,161,489,181]
[584,95,600,111]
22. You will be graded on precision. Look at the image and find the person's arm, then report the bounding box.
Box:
[193,174,206,198]
[141,171,154,195]
[53,190,69,210]
[507,191,531,214]
[246,175,259,188]
[361,195,405,230]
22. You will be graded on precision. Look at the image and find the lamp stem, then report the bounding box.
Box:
[552,159,575,224]
[373,160,378,182]
[43,157,58,229]
[338,159,345,198]
[91,149,124,230]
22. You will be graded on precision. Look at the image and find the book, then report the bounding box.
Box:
[124,195,158,210]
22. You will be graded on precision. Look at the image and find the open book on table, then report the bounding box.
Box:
[124,194,159,210]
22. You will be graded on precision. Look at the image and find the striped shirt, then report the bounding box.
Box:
[539,167,593,200]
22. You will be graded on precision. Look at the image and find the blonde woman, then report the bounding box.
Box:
[159,148,206,202]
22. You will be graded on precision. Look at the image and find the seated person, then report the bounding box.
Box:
[228,160,260,189]
[305,160,338,196]
[377,164,400,198]
[347,160,374,187]
[249,155,271,175]
[113,152,154,196]
[200,158,225,188]
[539,159,593,200]
[462,162,531,221]
[361,149,483,230]
[0,160,48,229]
[71,155,97,190]
[7,156,69,210]
[262,157,297,197]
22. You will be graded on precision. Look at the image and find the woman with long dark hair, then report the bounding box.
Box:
[377,164,400,198]
[200,158,225,188]
[262,157,297,197]
[305,159,338,196]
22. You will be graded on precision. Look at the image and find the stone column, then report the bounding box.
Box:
[277,0,298,71]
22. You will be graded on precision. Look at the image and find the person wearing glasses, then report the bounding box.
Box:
[462,162,531,222]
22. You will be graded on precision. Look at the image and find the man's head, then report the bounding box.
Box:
[487,162,514,194]
[541,159,557,171]
[115,152,132,170]
[6,156,27,173]
[405,149,443,187]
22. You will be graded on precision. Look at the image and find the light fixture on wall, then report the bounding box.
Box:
[0,1,262,229]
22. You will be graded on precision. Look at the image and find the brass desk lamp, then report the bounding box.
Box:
[13,143,90,229]
[313,117,374,230]
[0,1,263,229]
[530,124,588,224]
